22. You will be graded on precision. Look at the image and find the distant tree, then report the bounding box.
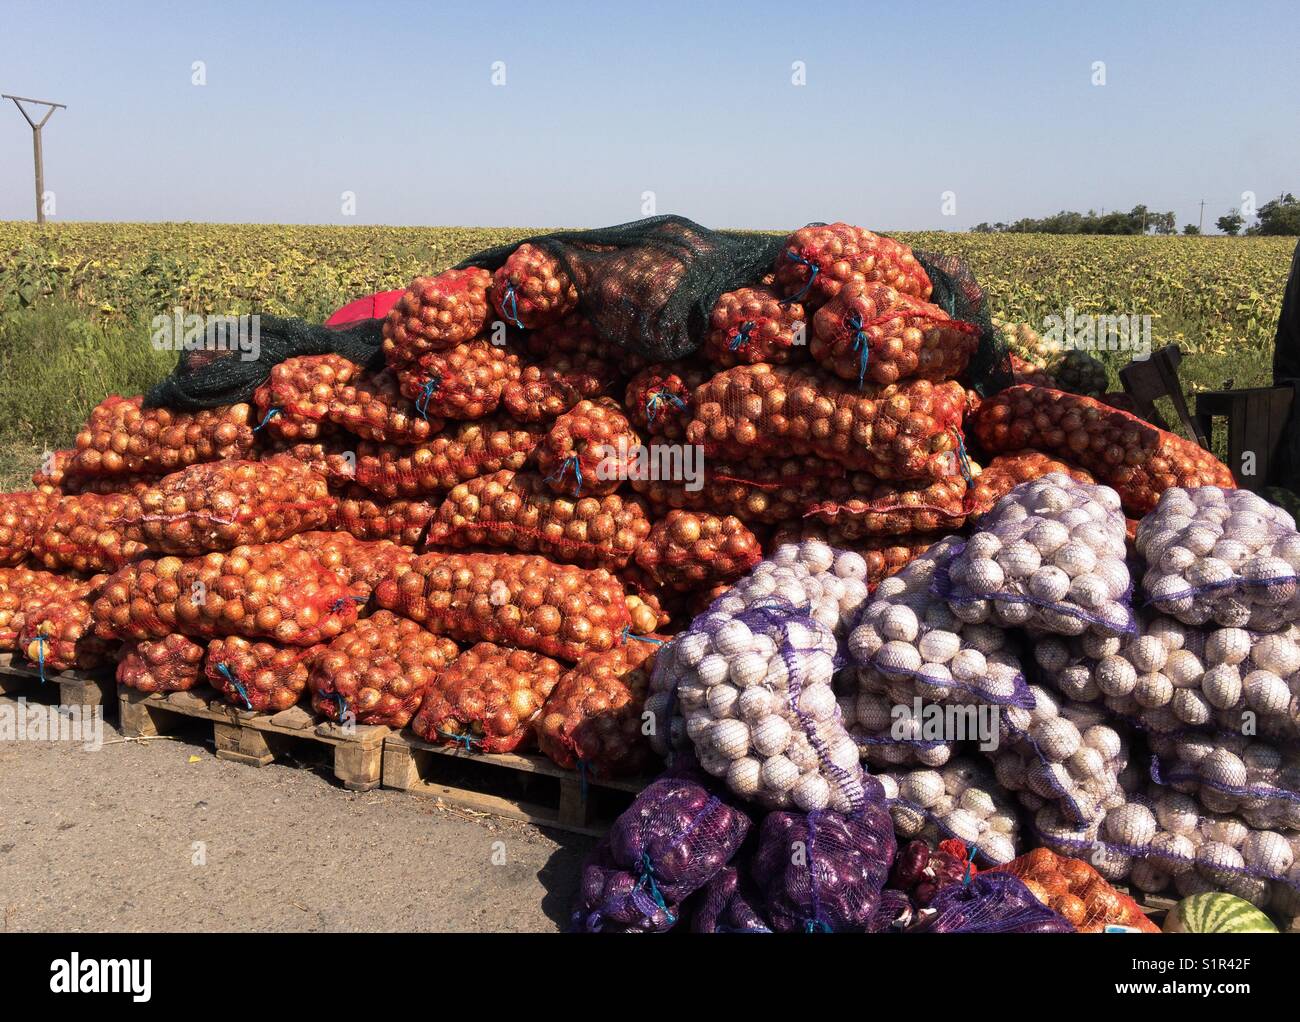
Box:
[1217,210,1244,236]
[1248,194,1300,236]
[1182,224,1200,235]
[971,222,995,233]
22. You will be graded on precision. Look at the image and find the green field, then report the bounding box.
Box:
[1,221,1295,490]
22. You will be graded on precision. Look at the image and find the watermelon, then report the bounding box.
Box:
[1163,893,1277,933]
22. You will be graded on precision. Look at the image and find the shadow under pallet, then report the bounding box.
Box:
[117,685,389,791]
[381,731,648,837]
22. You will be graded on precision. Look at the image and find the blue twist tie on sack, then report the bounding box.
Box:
[437,728,481,753]
[501,284,523,329]
[729,321,755,351]
[330,594,367,615]
[545,455,582,496]
[415,377,440,422]
[847,313,871,389]
[952,429,975,486]
[252,407,281,432]
[620,626,664,646]
[217,662,254,710]
[645,388,685,428]
[35,633,46,683]
[782,251,819,305]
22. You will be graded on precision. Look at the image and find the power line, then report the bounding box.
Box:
[3,94,67,225]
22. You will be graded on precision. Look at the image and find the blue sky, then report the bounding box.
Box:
[0,0,1296,230]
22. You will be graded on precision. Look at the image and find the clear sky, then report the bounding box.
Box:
[1,0,1296,231]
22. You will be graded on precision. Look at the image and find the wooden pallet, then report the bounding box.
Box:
[0,651,116,710]
[381,731,647,836]
[117,685,389,791]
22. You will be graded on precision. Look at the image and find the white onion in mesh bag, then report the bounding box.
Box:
[1137,486,1300,630]
[941,474,1134,638]
[1147,731,1300,831]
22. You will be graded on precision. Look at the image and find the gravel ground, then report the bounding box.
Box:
[0,688,593,932]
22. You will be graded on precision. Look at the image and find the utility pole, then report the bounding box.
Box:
[4,94,66,225]
[1198,200,1206,233]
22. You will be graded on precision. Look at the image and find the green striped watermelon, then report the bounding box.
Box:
[1163,893,1277,933]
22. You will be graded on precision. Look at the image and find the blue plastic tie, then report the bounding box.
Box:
[782,251,819,305]
[964,844,978,887]
[415,377,440,421]
[501,283,523,329]
[804,919,833,933]
[953,430,975,486]
[217,662,253,710]
[644,389,685,428]
[544,455,582,497]
[252,407,281,432]
[330,594,367,614]
[35,634,46,684]
[327,690,349,722]
[437,728,482,753]
[620,626,665,646]
[636,852,676,925]
[847,313,871,389]
[729,321,755,351]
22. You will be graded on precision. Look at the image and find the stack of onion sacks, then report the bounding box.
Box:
[633,511,762,592]
[205,635,320,712]
[774,222,932,308]
[116,634,206,694]
[536,399,640,498]
[351,420,543,499]
[20,575,114,672]
[30,492,149,574]
[0,567,68,650]
[0,491,59,565]
[67,395,254,478]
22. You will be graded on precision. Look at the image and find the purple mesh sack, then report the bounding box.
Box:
[910,872,1075,933]
[571,774,751,933]
[1137,486,1300,631]
[1147,734,1300,832]
[750,785,897,933]
[689,866,772,933]
[935,475,1136,639]
[866,887,916,932]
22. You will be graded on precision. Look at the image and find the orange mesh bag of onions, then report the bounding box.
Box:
[117,456,334,555]
[309,610,459,728]
[804,474,969,537]
[259,438,358,487]
[251,353,359,443]
[205,635,321,712]
[0,567,69,650]
[410,641,565,753]
[394,339,520,422]
[536,639,662,777]
[810,282,980,388]
[988,847,1158,933]
[0,491,59,565]
[20,577,115,673]
[768,524,940,591]
[624,362,712,442]
[702,286,808,368]
[382,267,494,365]
[91,543,363,648]
[60,474,158,499]
[1010,353,1058,389]
[373,551,631,663]
[283,530,413,596]
[352,420,543,499]
[328,367,445,444]
[774,222,932,310]
[631,455,838,524]
[972,385,1236,515]
[633,511,762,592]
[29,493,150,574]
[66,395,255,478]
[328,487,435,546]
[490,243,579,330]
[32,449,72,491]
[425,470,651,570]
[536,399,641,498]
[116,634,206,694]
[686,365,967,480]
[501,349,619,423]
[966,449,1095,517]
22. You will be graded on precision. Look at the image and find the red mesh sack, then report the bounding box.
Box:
[328,487,435,545]
[32,449,72,490]
[804,474,969,536]
[633,511,762,592]
[382,267,494,364]
[60,474,157,498]
[0,491,58,565]
[205,636,321,712]
[373,551,631,663]
[426,470,651,570]
[259,438,357,487]
[686,365,966,479]
[352,420,543,499]
[810,282,979,387]
[116,634,206,693]
[536,399,640,498]
[21,576,115,672]
[491,243,579,329]
[624,362,711,441]
[774,223,932,309]
[630,455,836,525]
[394,339,520,421]
[501,349,618,423]
[67,395,255,477]
[966,449,1095,517]
[410,641,565,752]
[536,640,661,777]
[1010,353,1058,388]
[30,493,149,573]
[283,530,413,596]
[330,367,445,445]
[0,567,70,650]
[91,543,362,647]
[768,525,940,590]
[703,286,808,367]
[309,610,459,728]
[251,353,358,442]
[973,385,1236,514]
[119,456,333,555]
[989,847,1159,933]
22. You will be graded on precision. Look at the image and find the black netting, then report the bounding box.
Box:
[914,249,1011,397]
[145,316,385,410]
[456,215,785,362]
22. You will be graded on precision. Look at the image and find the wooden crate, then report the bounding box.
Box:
[0,650,116,710]
[1195,385,1295,491]
[382,731,647,836]
[117,685,389,791]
